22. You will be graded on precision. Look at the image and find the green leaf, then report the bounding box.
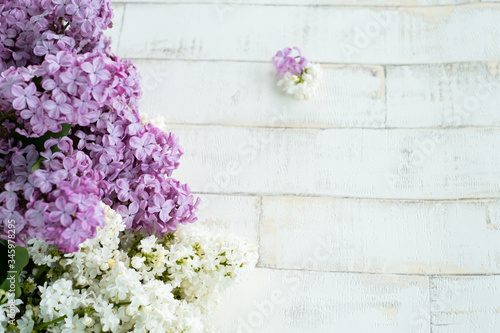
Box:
[0,245,30,298]
[13,247,29,272]
[15,123,72,152]
[0,241,7,279]
[32,76,43,92]
[31,156,45,172]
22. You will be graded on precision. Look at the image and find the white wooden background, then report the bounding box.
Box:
[106,1,500,332]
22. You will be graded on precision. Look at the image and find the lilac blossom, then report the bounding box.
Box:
[11,83,39,110]
[116,203,139,228]
[0,0,113,70]
[60,67,86,95]
[149,194,175,222]
[48,197,77,227]
[43,94,72,118]
[272,46,308,76]
[81,57,111,84]
[0,0,199,253]
[129,132,156,161]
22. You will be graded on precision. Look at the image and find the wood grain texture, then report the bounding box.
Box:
[210,268,430,333]
[113,0,477,5]
[134,60,386,128]
[170,126,500,199]
[430,276,500,332]
[387,62,500,128]
[259,196,500,274]
[117,4,500,64]
[194,193,260,244]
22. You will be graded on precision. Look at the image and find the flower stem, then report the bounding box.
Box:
[113,301,131,307]
[33,301,129,331]
[33,308,87,331]
[34,266,49,283]
[61,21,70,33]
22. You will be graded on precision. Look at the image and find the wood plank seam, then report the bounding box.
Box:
[113,1,484,9]
[192,192,500,204]
[254,267,500,277]
[166,123,500,130]
[257,196,264,267]
[193,191,500,201]
[157,123,500,130]
[383,65,388,127]
[119,57,500,67]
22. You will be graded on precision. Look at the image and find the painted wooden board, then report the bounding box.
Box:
[210,268,430,333]
[135,60,500,129]
[113,0,477,5]
[108,1,500,330]
[170,126,500,199]
[193,193,260,244]
[259,196,500,274]
[106,3,125,54]
[117,4,500,64]
[134,60,386,128]
[430,276,500,332]
[386,62,500,128]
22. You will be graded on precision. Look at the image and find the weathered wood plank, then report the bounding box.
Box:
[134,60,386,128]
[136,60,500,129]
[118,4,500,64]
[170,126,500,199]
[106,3,125,54]
[210,268,430,333]
[431,276,500,332]
[386,63,500,128]
[194,193,260,244]
[113,0,477,5]
[259,197,500,274]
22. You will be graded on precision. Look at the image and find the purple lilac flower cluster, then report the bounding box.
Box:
[0,0,113,71]
[271,47,308,76]
[0,137,104,252]
[0,50,141,137]
[0,0,199,253]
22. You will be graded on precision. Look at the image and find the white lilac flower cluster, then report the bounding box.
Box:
[277,63,322,100]
[272,47,322,100]
[1,203,258,332]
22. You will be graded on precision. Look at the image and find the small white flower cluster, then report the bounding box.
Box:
[3,203,257,333]
[277,63,322,100]
[0,290,23,330]
[140,112,168,131]
[26,238,60,268]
